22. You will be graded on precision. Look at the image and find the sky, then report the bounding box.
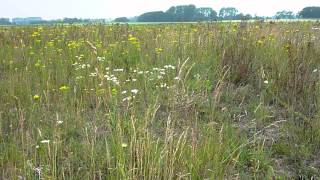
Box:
[1,0,320,20]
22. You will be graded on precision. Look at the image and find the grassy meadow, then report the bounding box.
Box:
[1,21,320,179]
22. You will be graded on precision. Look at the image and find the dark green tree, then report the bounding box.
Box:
[194,7,218,21]
[168,4,196,22]
[275,11,296,19]
[182,4,197,21]
[0,18,11,25]
[219,7,238,20]
[114,17,129,22]
[166,6,176,15]
[137,11,172,22]
[234,13,252,20]
[299,7,320,18]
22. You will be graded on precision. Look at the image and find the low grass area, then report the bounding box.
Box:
[1,21,320,179]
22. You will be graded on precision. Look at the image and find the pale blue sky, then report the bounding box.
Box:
[1,0,320,19]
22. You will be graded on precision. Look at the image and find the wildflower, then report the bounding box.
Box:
[131,89,138,94]
[33,94,40,101]
[284,44,291,52]
[160,83,167,88]
[113,69,124,72]
[268,33,275,41]
[105,75,120,85]
[122,96,132,102]
[34,62,41,68]
[121,143,128,148]
[164,65,175,70]
[313,69,318,73]
[76,76,84,80]
[59,85,70,92]
[31,31,40,37]
[35,167,42,176]
[128,34,137,42]
[57,121,63,125]
[97,56,105,61]
[89,72,97,77]
[155,48,163,54]
[40,140,50,144]
[80,64,90,69]
[264,80,269,84]
[257,40,264,46]
[121,90,127,94]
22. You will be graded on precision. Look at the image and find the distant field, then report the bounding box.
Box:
[1,21,320,179]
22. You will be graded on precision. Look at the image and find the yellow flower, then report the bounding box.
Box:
[155,48,163,54]
[128,34,137,42]
[257,40,264,46]
[33,94,40,101]
[59,85,70,92]
[121,143,128,148]
[34,62,41,68]
[31,31,40,37]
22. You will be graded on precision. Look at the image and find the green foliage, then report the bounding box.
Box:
[138,4,218,22]
[138,11,172,22]
[219,7,239,20]
[299,6,320,18]
[275,11,296,19]
[0,18,11,25]
[114,17,130,23]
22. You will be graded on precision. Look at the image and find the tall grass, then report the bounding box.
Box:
[1,21,320,179]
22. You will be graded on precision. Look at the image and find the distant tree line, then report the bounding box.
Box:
[0,18,11,25]
[275,11,295,19]
[136,5,218,22]
[113,5,320,23]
